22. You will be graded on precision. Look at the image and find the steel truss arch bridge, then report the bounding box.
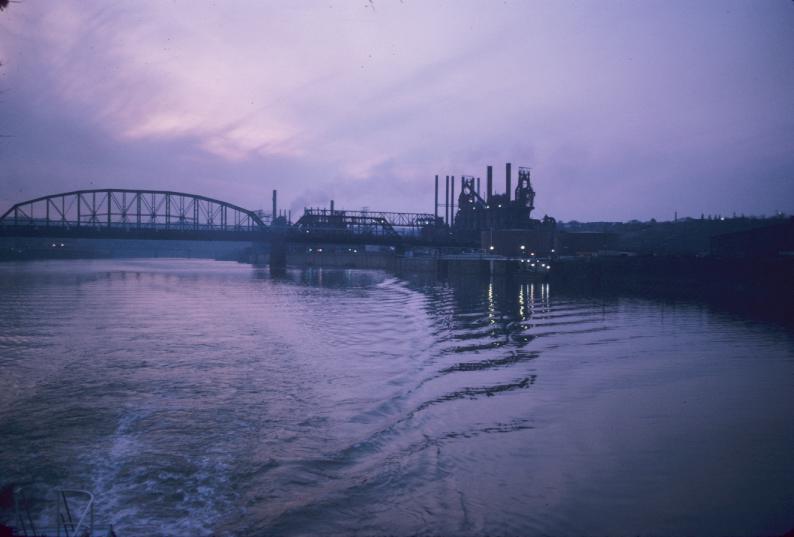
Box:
[0,189,267,240]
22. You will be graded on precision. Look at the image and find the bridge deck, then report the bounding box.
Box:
[0,189,474,248]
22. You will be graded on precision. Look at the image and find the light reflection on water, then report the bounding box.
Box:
[0,259,792,536]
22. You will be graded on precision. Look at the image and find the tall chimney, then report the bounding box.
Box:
[506,162,512,202]
[330,199,334,213]
[272,189,277,222]
[451,176,455,226]
[445,175,450,225]
[486,166,493,203]
[476,177,480,196]
[434,175,439,220]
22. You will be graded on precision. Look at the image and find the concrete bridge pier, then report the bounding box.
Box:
[269,233,287,274]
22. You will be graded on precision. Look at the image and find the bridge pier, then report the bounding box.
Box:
[269,233,287,274]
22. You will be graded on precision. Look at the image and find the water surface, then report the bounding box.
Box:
[1,259,792,536]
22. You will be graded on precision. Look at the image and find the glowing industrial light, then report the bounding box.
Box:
[489,245,495,251]
[551,249,555,253]
[498,204,502,208]
[60,243,64,247]
[520,245,526,250]
[317,248,323,253]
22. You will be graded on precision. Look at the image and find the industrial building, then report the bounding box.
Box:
[436,163,557,255]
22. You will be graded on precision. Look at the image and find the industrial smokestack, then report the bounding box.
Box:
[486,166,493,203]
[477,177,480,196]
[330,200,334,213]
[445,175,450,225]
[506,162,512,202]
[434,175,439,220]
[451,176,455,226]
[272,190,277,222]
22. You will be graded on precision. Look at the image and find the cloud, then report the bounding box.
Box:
[0,0,792,221]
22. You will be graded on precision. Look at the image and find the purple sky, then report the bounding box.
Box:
[1,1,792,221]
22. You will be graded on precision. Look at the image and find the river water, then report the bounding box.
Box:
[0,259,792,536]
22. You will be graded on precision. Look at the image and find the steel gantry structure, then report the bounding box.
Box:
[294,208,440,242]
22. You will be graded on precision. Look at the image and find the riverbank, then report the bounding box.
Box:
[3,238,791,316]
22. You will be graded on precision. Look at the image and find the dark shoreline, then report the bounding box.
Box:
[2,247,792,324]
